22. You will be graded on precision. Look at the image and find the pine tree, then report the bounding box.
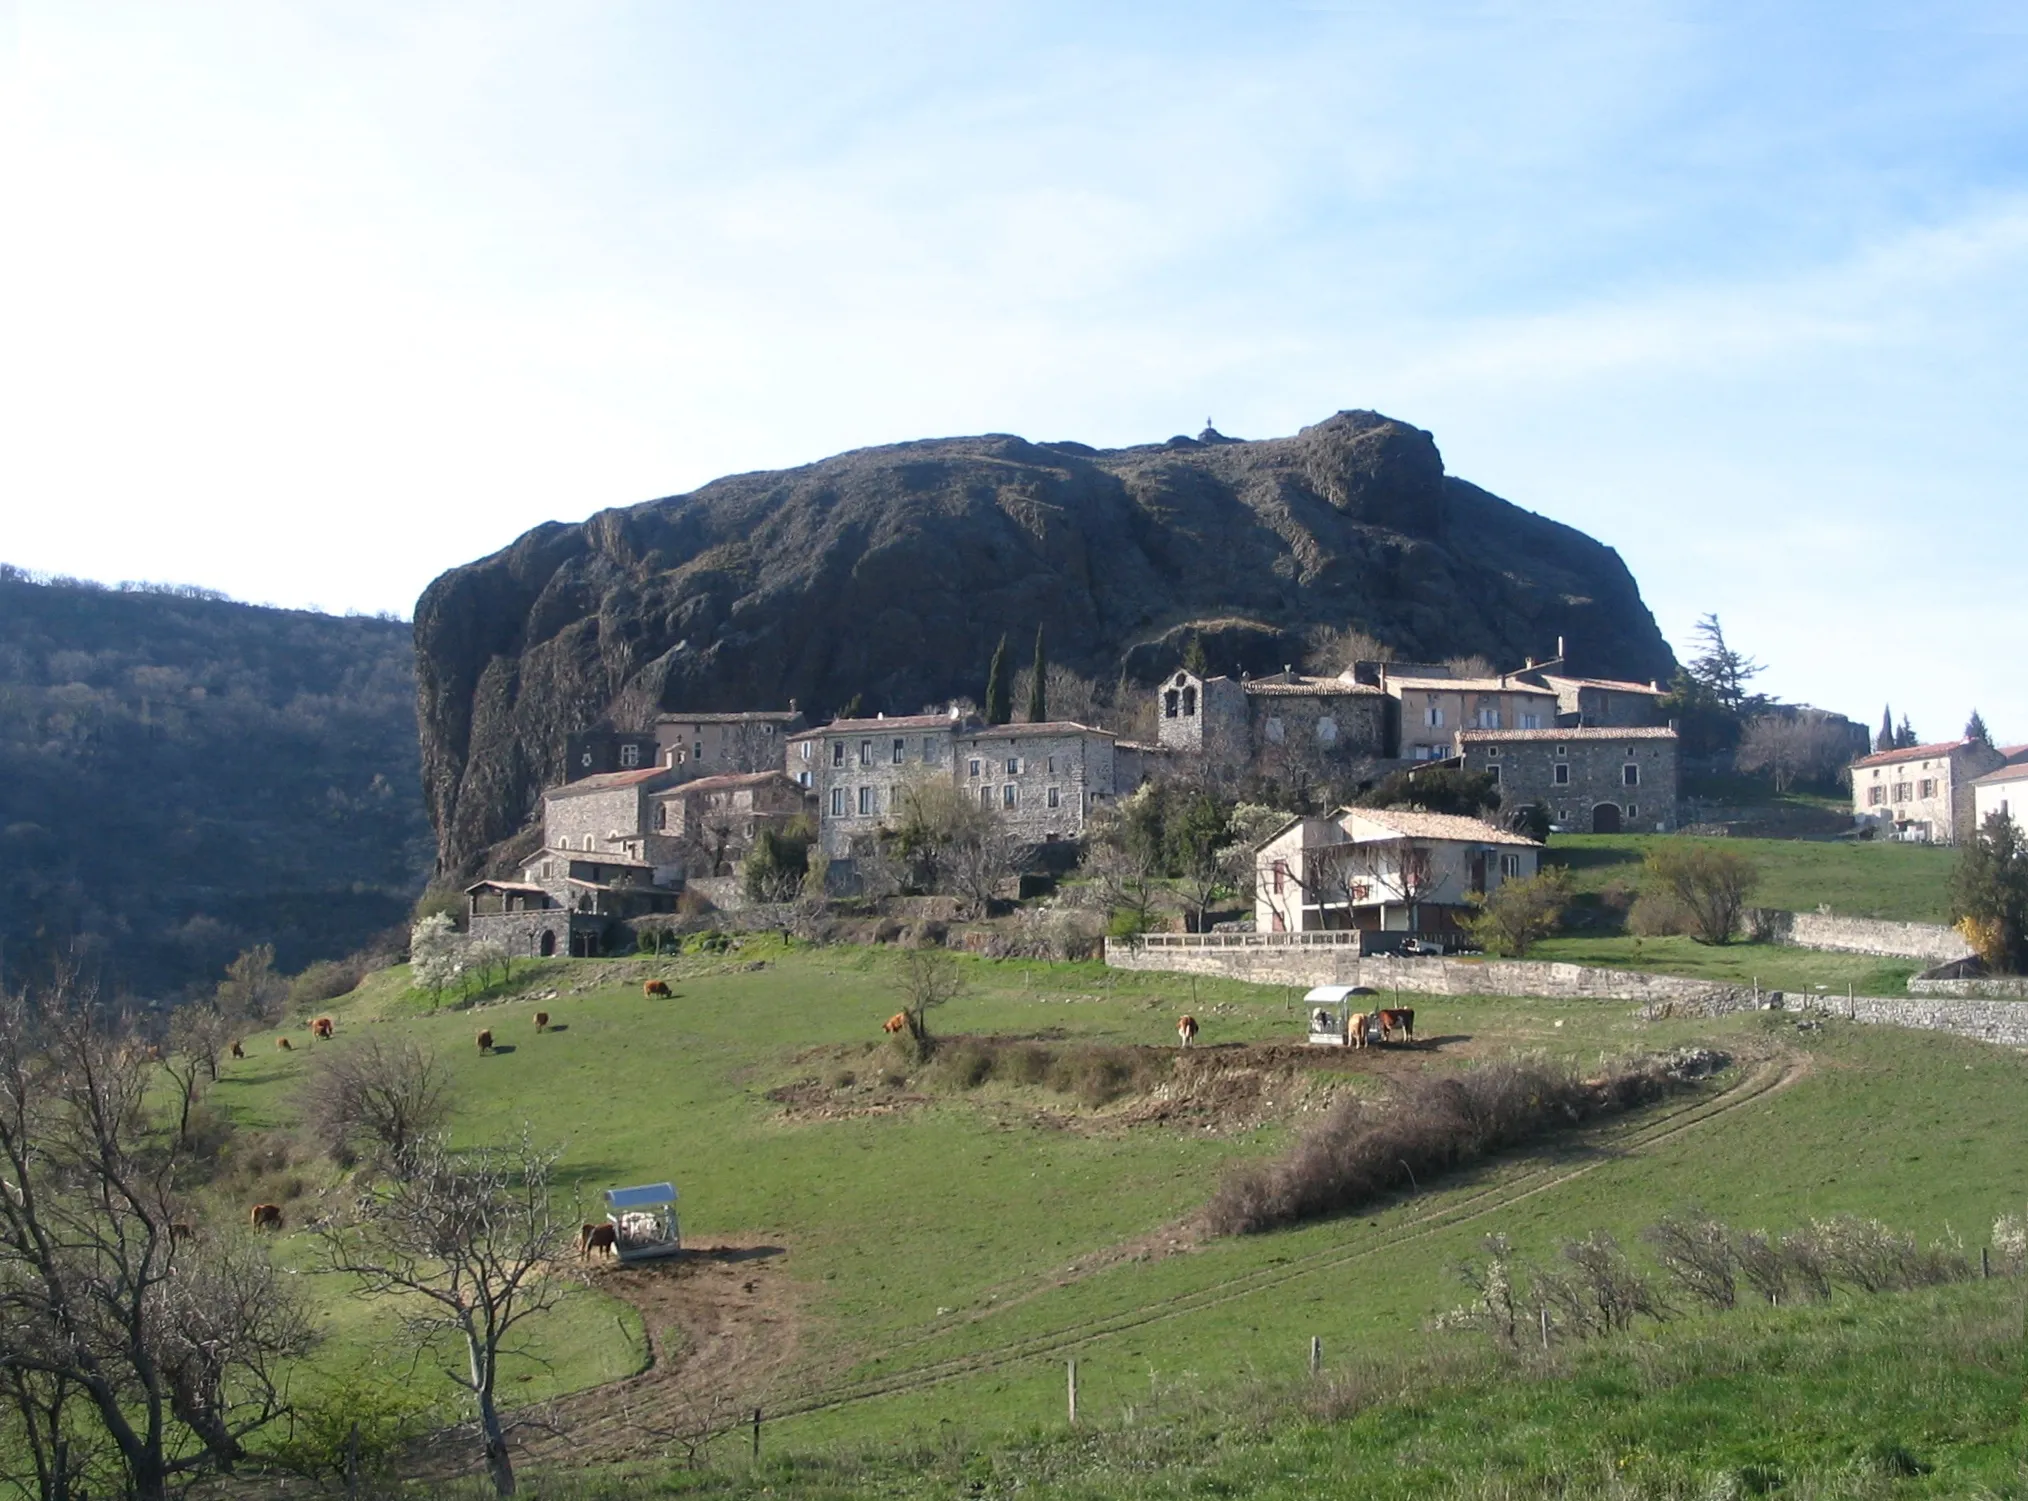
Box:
[1182,633,1209,676]
[1877,705,1894,753]
[1966,709,1990,744]
[1896,714,1918,749]
[1687,613,1763,711]
[1027,627,1047,724]
[984,634,1011,725]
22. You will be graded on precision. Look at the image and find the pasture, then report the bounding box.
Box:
[1547,833,1959,924]
[204,940,2028,1480]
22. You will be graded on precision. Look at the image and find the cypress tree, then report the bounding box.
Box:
[1877,705,1894,753]
[1966,709,1991,744]
[985,634,1011,725]
[1027,627,1047,723]
[1183,633,1209,676]
[1897,714,1918,749]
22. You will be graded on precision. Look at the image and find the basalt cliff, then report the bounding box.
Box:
[415,411,1673,875]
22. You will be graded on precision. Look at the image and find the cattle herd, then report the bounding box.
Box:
[1311,1006,1416,1047]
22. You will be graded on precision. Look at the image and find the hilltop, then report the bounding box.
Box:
[414,411,1676,876]
[0,568,434,994]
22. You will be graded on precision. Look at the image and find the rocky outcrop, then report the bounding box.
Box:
[416,411,1673,875]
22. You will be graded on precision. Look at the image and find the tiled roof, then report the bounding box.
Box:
[653,770,799,795]
[1850,738,1983,770]
[1458,727,1678,744]
[1344,808,1543,847]
[957,721,1115,740]
[545,767,675,797]
[1242,677,1384,697]
[1972,761,2028,787]
[1540,674,1665,695]
[1383,674,1559,696]
[464,879,548,894]
[542,846,652,868]
[654,710,803,725]
[788,714,963,738]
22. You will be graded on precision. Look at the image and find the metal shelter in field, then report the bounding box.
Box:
[1303,984,1380,1047]
[601,1182,682,1263]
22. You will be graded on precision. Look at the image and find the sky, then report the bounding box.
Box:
[8,2,2025,740]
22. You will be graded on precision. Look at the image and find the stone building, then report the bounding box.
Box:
[1850,738,2006,844]
[790,712,1121,860]
[1366,667,1562,762]
[648,770,811,877]
[1253,807,1542,935]
[465,848,679,958]
[1971,758,2028,837]
[542,767,686,876]
[1454,726,1680,833]
[1153,667,1388,783]
[654,709,806,779]
[564,729,661,780]
[1537,674,1668,728]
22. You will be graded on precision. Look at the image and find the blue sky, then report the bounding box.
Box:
[9,2,2024,739]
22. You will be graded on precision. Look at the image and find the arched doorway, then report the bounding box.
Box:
[1591,803,1623,834]
[539,930,556,957]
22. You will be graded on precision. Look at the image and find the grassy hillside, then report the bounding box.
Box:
[0,568,433,994]
[207,940,2028,1491]
[1548,834,1958,925]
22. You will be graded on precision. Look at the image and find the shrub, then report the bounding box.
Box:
[1991,1212,2026,1274]
[1459,868,1570,957]
[288,956,365,1010]
[1640,844,1759,944]
[1643,1211,1737,1309]
[1627,889,1691,937]
[1536,1231,1668,1336]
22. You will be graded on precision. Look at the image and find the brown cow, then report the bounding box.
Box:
[882,1012,909,1034]
[168,1221,194,1244]
[229,1040,245,1060]
[1346,1012,1369,1049]
[1177,1014,1199,1048]
[310,1017,334,1040]
[534,1012,550,1032]
[476,1029,494,1054]
[274,1037,292,1052]
[643,979,671,998]
[579,1222,617,1260]
[249,1203,283,1231]
[1376,1008,1416,1044]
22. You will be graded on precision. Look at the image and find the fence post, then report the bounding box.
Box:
[1068,1358,1079,1425]
[1982,1245,1990,1279]
[751,1407,761,1461]
[1309,1335,1321,1376]
[1539,1307,1549,1351]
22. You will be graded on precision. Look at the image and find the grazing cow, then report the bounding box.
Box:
[1376,1008,1416,1044]
[882,1012,909,1035]
[168,1221,194,1244]
[274,1037,292,1052]
[229,1040,245,1060]
[1177,1014,1199,1048]
[1346,1012,1369,1049]
[534,1012,550,1032]
[579,1222,617,1259]
[643,980,671,998]
[476,1029,494,1054]
[310,1017,334,1040]
[249,1203,283,1231]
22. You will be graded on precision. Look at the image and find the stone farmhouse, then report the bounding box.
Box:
[1850,738,2006,844]
[1372,668,1564,763]
[1254,807,1543,938]
[655,709,806,777]
[1971,759,2028,837]
[1454,726,1681,833]
[650,770,809,876]
[1154,667,1390,782]
[1537,673,1668,727]
[789,712,1125,862]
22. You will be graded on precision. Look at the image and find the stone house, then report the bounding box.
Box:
[564,728,661,780]
[1254,807,1542,935]
[791,712,1121,860]
[1537,674,1668,728]
[648,770,811,877]
[654,709,806,779]
[1971,757,2028,837]
[1153,667,1388,783]
[1369,668,1562,762]
[1454,726,1681,833]
[465,848,679,958]
[1850,738,2005,844]
[542,767,686,877]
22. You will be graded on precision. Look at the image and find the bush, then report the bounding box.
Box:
[1459,868,1570,957]
[1640,845,1759,944]
[287,956,365,1010]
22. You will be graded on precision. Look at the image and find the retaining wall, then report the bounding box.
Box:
[1747,909,1970,963]
[1653,989,2028,1049]
[1908,975,2028,999]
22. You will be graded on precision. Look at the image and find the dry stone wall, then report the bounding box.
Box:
[1747,908,1970,963]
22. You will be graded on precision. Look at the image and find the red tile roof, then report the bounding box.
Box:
[1850,738,1982,770]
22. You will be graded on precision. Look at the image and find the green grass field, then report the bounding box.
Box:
[1525,934,1923,997]
[209,937,2028,1494]
[1548,834,1958,925]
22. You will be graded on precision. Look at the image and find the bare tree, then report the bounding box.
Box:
[895,944,967,1050]
[1736,711,1855,793]
[315,1132,573,1497]
[0,975,312,1501]
[1010,663,1104,726]
[305,1035,455,1165]
[888,778,1025,917]
[1301,624,1395,676]
[215,943,285,1026]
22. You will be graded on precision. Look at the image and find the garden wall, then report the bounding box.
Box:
[1656,989,2028,1049]
[1747,909,1970,963]
[1908,975,2028,999]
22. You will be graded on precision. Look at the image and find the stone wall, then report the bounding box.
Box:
[1908,975,2028,999]
[1747,909,1972,962]
[469,908,571,958]
[1456,730,1678,833]
[1659,988,2028,1049]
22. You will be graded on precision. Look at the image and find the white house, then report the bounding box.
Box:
[1254,807,1543,935]
[1971,760,2028,838]
[1849,738,2005,844]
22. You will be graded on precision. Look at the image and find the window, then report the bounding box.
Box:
[1918,778,1937,799]
[831,741,845,767]
[922,739,939,765]
[1555,744,1568,758]
[1554,763,1570,785]
[1046,786,1060,808]
[980,786,993,808]
[1005,757,1020,775]
[1003,785,1018,808]
[1181,686,1197,716]
[1272,859,1287,894]
[799,741,812,762]
[1487,764,1501,783]
[1627,803,1638,819]
[830,787,845,817]
[1623,764,1639,787]
[620,743,641,768]
[1520,713,1541,730]
[654,804,667,830]
[968,758,982,778]
[1424,706,1444,727]
[1893,782,1911,803]
[798,770,811,788]
[1501,853,1523,878]
[693,741,704,761]
[858,740,873,767]
[1867,785,1887,807]
[858,786,877,816]
[1475,708,1502,729]
[1046,755,1057,774]
[1264,716,1285,744]
[1488,746,1501,757]
[1316,716,1337,745]
[892,738,905,765]
[1164,689,1180,718]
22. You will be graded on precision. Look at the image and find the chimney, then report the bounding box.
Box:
[876,711,885,719]
[1556,635,1566,660]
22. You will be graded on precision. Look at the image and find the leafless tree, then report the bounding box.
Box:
[1010,664,1105,726]
[888,778,1025,917]
[214,943,285,1026]
[314,1132,573,1497]
[1643,1211,1738,1309]
[1078,813,1166,932]
[1736,711,1855,793]
[1302,624,1395,676]
[0,973,312,1500]
[895,945,966,1050]
[305,1035,455,1165]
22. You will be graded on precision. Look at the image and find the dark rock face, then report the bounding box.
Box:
[416,411,1673,875]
